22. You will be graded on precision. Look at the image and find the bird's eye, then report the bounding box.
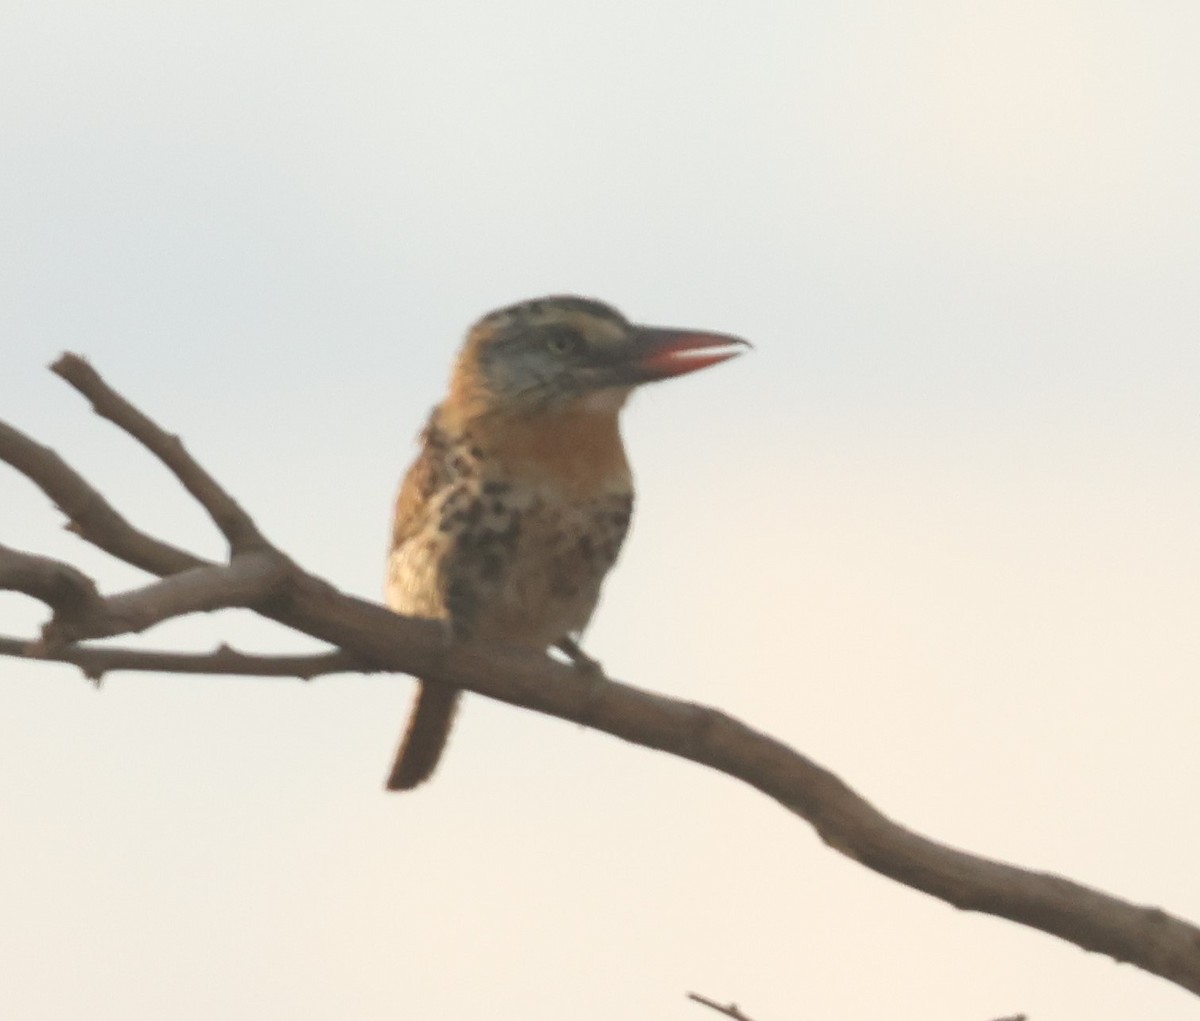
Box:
[544,328,583,356]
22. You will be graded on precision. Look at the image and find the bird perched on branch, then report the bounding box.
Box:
[385,295,748,790]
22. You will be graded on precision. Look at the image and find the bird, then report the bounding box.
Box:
[384,295,748,790]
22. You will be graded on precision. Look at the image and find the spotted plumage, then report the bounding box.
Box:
[385,295,747,790]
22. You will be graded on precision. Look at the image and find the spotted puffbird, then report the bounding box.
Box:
[385,295,748,790]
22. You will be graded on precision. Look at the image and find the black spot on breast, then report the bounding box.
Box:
[551,573,580,599]
[446,578,481,625]
[496,513,521,548]
[576,534,595,561]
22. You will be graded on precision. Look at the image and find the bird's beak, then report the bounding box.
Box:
[618,326,751,384]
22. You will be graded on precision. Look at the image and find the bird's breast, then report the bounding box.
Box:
[389,469,634,647]
[462,478,633,644]
[388,403,636,646]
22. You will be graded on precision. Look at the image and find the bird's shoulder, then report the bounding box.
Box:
[391,405,475,550]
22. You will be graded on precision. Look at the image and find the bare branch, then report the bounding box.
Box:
[686,990,1026,1020]
[51,353,267,555]
[687,992,757,1020]
[17,563,1200,997]
[0,419,205,576]
[0,543,104,620]
[46,550,294,645]
[3,356,1200,1000]
[0,541,293,647]
[100,551,289,627]
[0,416,330,651]
[0,636,361,684]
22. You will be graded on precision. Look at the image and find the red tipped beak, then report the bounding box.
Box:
[624,326,751,383]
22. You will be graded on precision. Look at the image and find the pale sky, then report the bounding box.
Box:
[3,3,1200,1019]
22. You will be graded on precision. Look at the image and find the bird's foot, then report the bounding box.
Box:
[554,636,606,679]
[554,636,610,726]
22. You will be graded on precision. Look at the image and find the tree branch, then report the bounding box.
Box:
[0,419,205,577]
[2,356,1199,999]
[0,542,292,648]
[0,635,361,684]
[51,353,268,555]
[49,550,294,645]
[0,543,104,621]
[685,992,1026,1021]
[687,992,757,1020]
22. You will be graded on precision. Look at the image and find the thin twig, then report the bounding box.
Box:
[46,550,294,645]
[0,636,362,684]
[51,353,268,555]
[0,417,317,648]
[687,992,757,1021]
[0,543,105,620]
[0,419,206,577]
[0,542,293,648]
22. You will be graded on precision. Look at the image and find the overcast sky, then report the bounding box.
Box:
[3,3,1200,1019]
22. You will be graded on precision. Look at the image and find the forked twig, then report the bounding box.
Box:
[51,354,268,555]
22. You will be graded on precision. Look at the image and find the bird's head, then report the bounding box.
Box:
[447,295,749,419]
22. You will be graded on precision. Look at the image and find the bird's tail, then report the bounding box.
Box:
[386,682,461,791]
